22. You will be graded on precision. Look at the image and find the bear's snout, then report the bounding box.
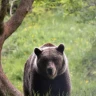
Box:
[47,68,53,75]
[46,62,57,79]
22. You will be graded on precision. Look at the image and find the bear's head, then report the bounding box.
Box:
[34,44,67,79]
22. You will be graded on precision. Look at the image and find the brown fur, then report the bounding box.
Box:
[23,43,71,96]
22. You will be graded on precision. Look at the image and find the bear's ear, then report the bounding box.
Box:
[56,44,65,54]
[34,48,42,57]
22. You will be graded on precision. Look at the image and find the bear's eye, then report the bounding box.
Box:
[40,57,48,63]
[52,57,58,61]
[52,57,61,65]
[52,58,58,63]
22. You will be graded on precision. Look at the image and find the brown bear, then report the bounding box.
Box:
[23,43,71,96]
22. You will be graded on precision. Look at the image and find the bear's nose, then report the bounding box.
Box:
[47,68,53,75]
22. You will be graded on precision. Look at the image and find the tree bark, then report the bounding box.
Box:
[0,0,34,95]
[4,0,34,40]
[0,0,8,35]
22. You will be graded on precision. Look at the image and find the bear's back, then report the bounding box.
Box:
[41,43,55,48]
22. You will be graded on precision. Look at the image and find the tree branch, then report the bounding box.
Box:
[0,70,23,96]
[0,35,23,96]
[0,0,8,22]
[3,0,34,40]
[0,0,34,95]
[0,0,8,35]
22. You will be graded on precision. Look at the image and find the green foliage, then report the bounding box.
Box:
[82,33,96,81]
[2,0,96,95]
[33,0,96,22]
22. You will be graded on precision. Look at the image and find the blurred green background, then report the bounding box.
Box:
[2,0,96,95]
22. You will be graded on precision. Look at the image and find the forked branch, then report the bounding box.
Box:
[0,0,8,35]
[3,0,34,40]
[0,0,34,95]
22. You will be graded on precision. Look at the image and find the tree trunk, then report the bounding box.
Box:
[0,0,34,95]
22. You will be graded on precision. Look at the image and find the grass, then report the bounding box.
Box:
[2,6,96,95]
